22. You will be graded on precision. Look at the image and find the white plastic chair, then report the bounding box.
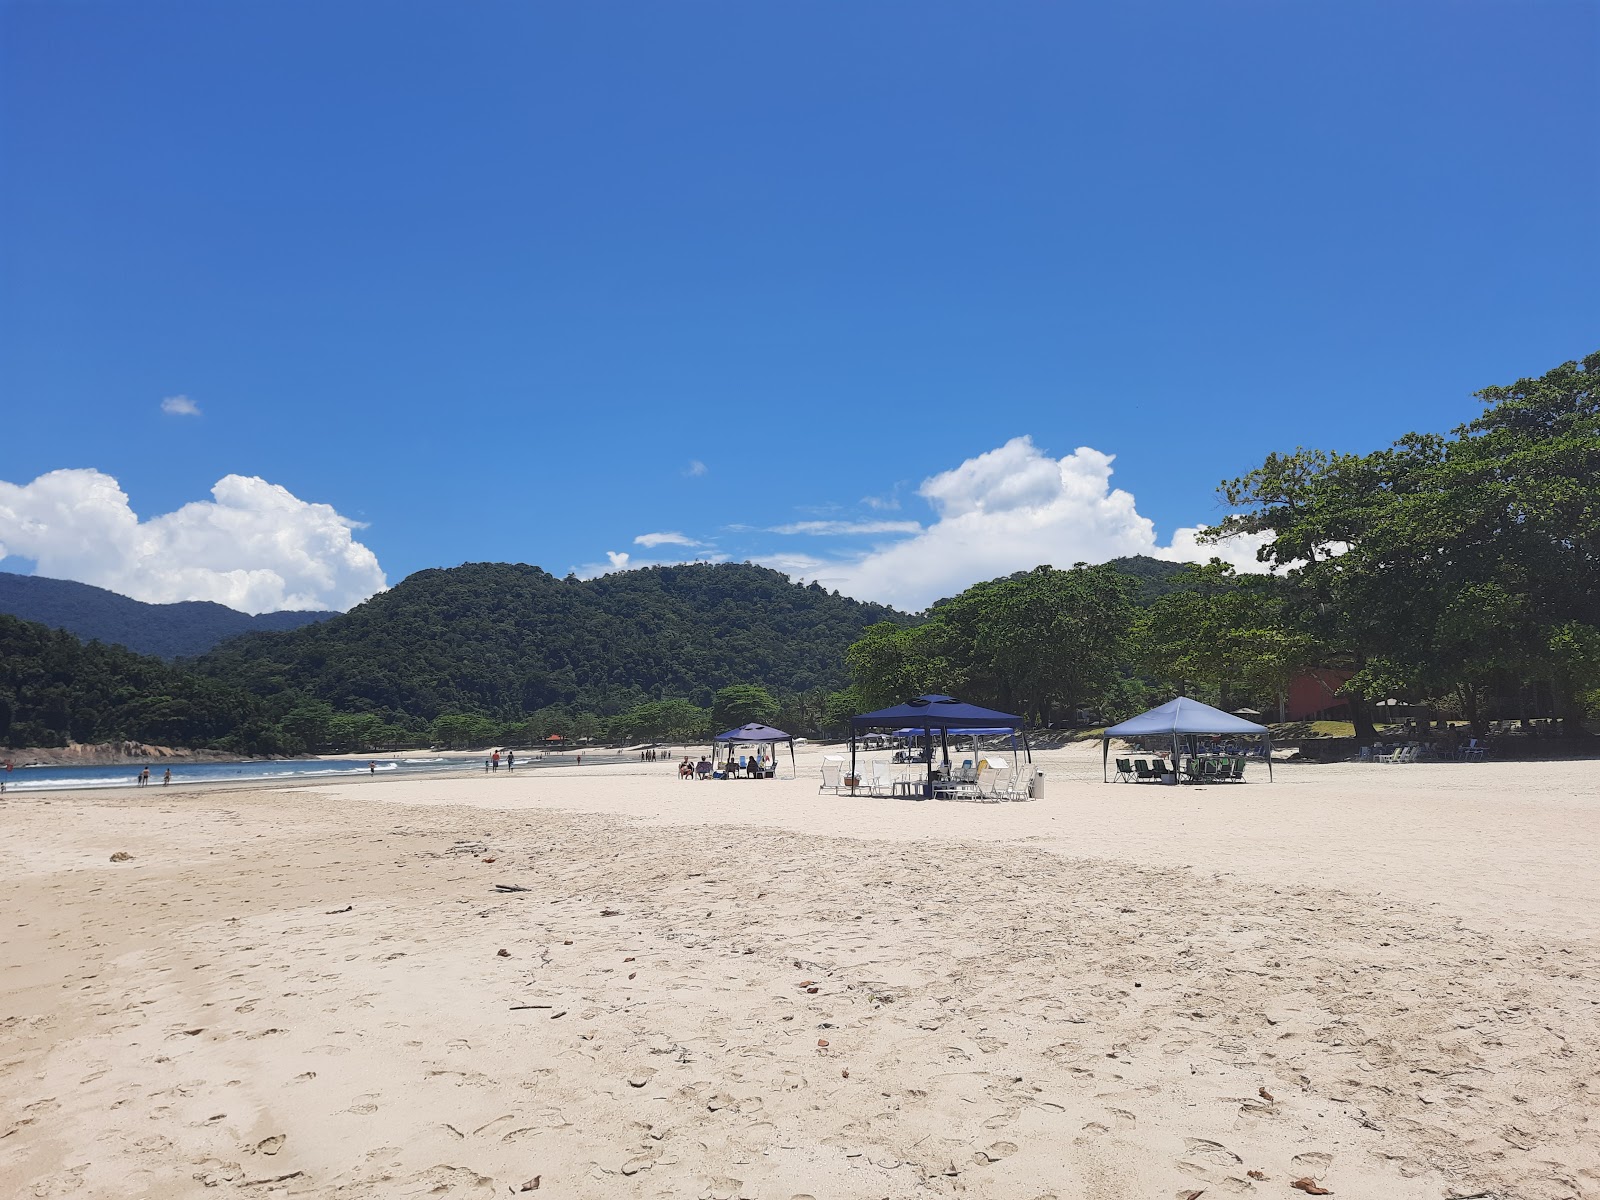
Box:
[870,760,899,796]
[973,766,1004,801]
[819,760,843,793]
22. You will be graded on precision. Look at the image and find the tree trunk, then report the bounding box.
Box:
[1553,672,1590,738]
[1461,685,1486,739]
[1348,693,1378,742]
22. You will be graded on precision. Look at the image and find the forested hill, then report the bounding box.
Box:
[0,614,269,751]
[0,573,334,660]
[195,562,908,724]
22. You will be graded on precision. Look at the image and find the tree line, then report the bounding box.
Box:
[843,352,1600,740]
[6,352,1592,754]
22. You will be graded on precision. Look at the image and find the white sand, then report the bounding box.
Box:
[2,744,1596,1198]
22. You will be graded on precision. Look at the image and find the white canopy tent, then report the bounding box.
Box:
[1101,697,1272,781]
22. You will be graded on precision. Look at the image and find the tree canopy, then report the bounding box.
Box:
[1213,350,1600,734]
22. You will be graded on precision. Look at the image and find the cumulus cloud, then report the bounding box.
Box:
[684,459,708,477]
[768,519,923,536]
[633,531,702,548]
[779,436,1267,609]
[160,394,201,416]
[0,469,386,613]
[1154,524,1270,573]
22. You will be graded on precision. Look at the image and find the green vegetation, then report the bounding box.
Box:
[1210,350,1600,737]
[0,614,278,753]
[195,562,905,741]
[12,353,1592,754]
[842,351,1600,739]
[0,572,331,659]
[847,563,1142,725]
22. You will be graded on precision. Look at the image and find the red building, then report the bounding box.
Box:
[1285,669,1354,721]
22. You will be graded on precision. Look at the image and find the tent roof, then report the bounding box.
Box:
[1103,697,1269,737]
[713,722,794,743]
[891,726,1013,736]
[851,695,1023,731]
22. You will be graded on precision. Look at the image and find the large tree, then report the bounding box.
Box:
[1213,351,1600,736]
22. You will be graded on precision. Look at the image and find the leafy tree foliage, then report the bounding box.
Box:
[1214,350,1600,735]
[1133,563,1322,715]
[710,685,781,731]
[846,564,1139,724]
[0,614,275,752]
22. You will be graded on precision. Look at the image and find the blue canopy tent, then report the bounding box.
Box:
[1101,698,1272,781]
[712,722,796,777]
[851,695,1029,797]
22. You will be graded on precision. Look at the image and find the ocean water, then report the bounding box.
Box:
[0,755,474,793]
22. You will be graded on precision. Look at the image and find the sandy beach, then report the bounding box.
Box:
[2,744,1596,1199]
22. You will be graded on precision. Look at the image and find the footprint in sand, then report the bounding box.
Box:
[1292,1151,1332,1173]
[1184,1138,1241,1167]
[254,1134,285,1156]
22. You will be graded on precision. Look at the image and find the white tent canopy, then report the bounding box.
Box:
[1101,697,1272,781]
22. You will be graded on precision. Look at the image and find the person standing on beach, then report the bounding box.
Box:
[506,749,515,770]
[138,766,150,786]
[491,750,501,771]
[369,761,376,774]
[163,768,171,786]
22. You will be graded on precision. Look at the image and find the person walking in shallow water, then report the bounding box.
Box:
[163,768,171,786]
[138,766,150,786]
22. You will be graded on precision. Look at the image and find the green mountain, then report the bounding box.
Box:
[196,562,908,725]
[0,613,270,751]
[0,572,333,660]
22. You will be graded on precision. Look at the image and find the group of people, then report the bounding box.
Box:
[639,748,665,761]
[483,749,517,772]
[677,753,773,780]
[134,766,172,786]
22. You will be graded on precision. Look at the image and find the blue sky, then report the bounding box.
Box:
[2,1,1595,612]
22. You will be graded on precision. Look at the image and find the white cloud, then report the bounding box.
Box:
[634,531,702,548]
[576,549,730,579]
[1154,524,1270,573]
[0,469,386,614]
[160,394,201,417]
[780,436,1268,610]
[684,460,708,477]
[768,519,923,536]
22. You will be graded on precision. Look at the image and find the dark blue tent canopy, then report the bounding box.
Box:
[711,723,796,776]
[850,696,1030,793]
[713,723,793,743]
[851,695,1023,731]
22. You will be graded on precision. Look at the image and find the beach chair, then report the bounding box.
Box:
[998,764,1036,803]
[1230,757,1246,781]
[1181,759,1205,783]
[819,760,843,793]
[1114,758,1136,783]
[974,766,1003,800]
[870,760,898,796]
